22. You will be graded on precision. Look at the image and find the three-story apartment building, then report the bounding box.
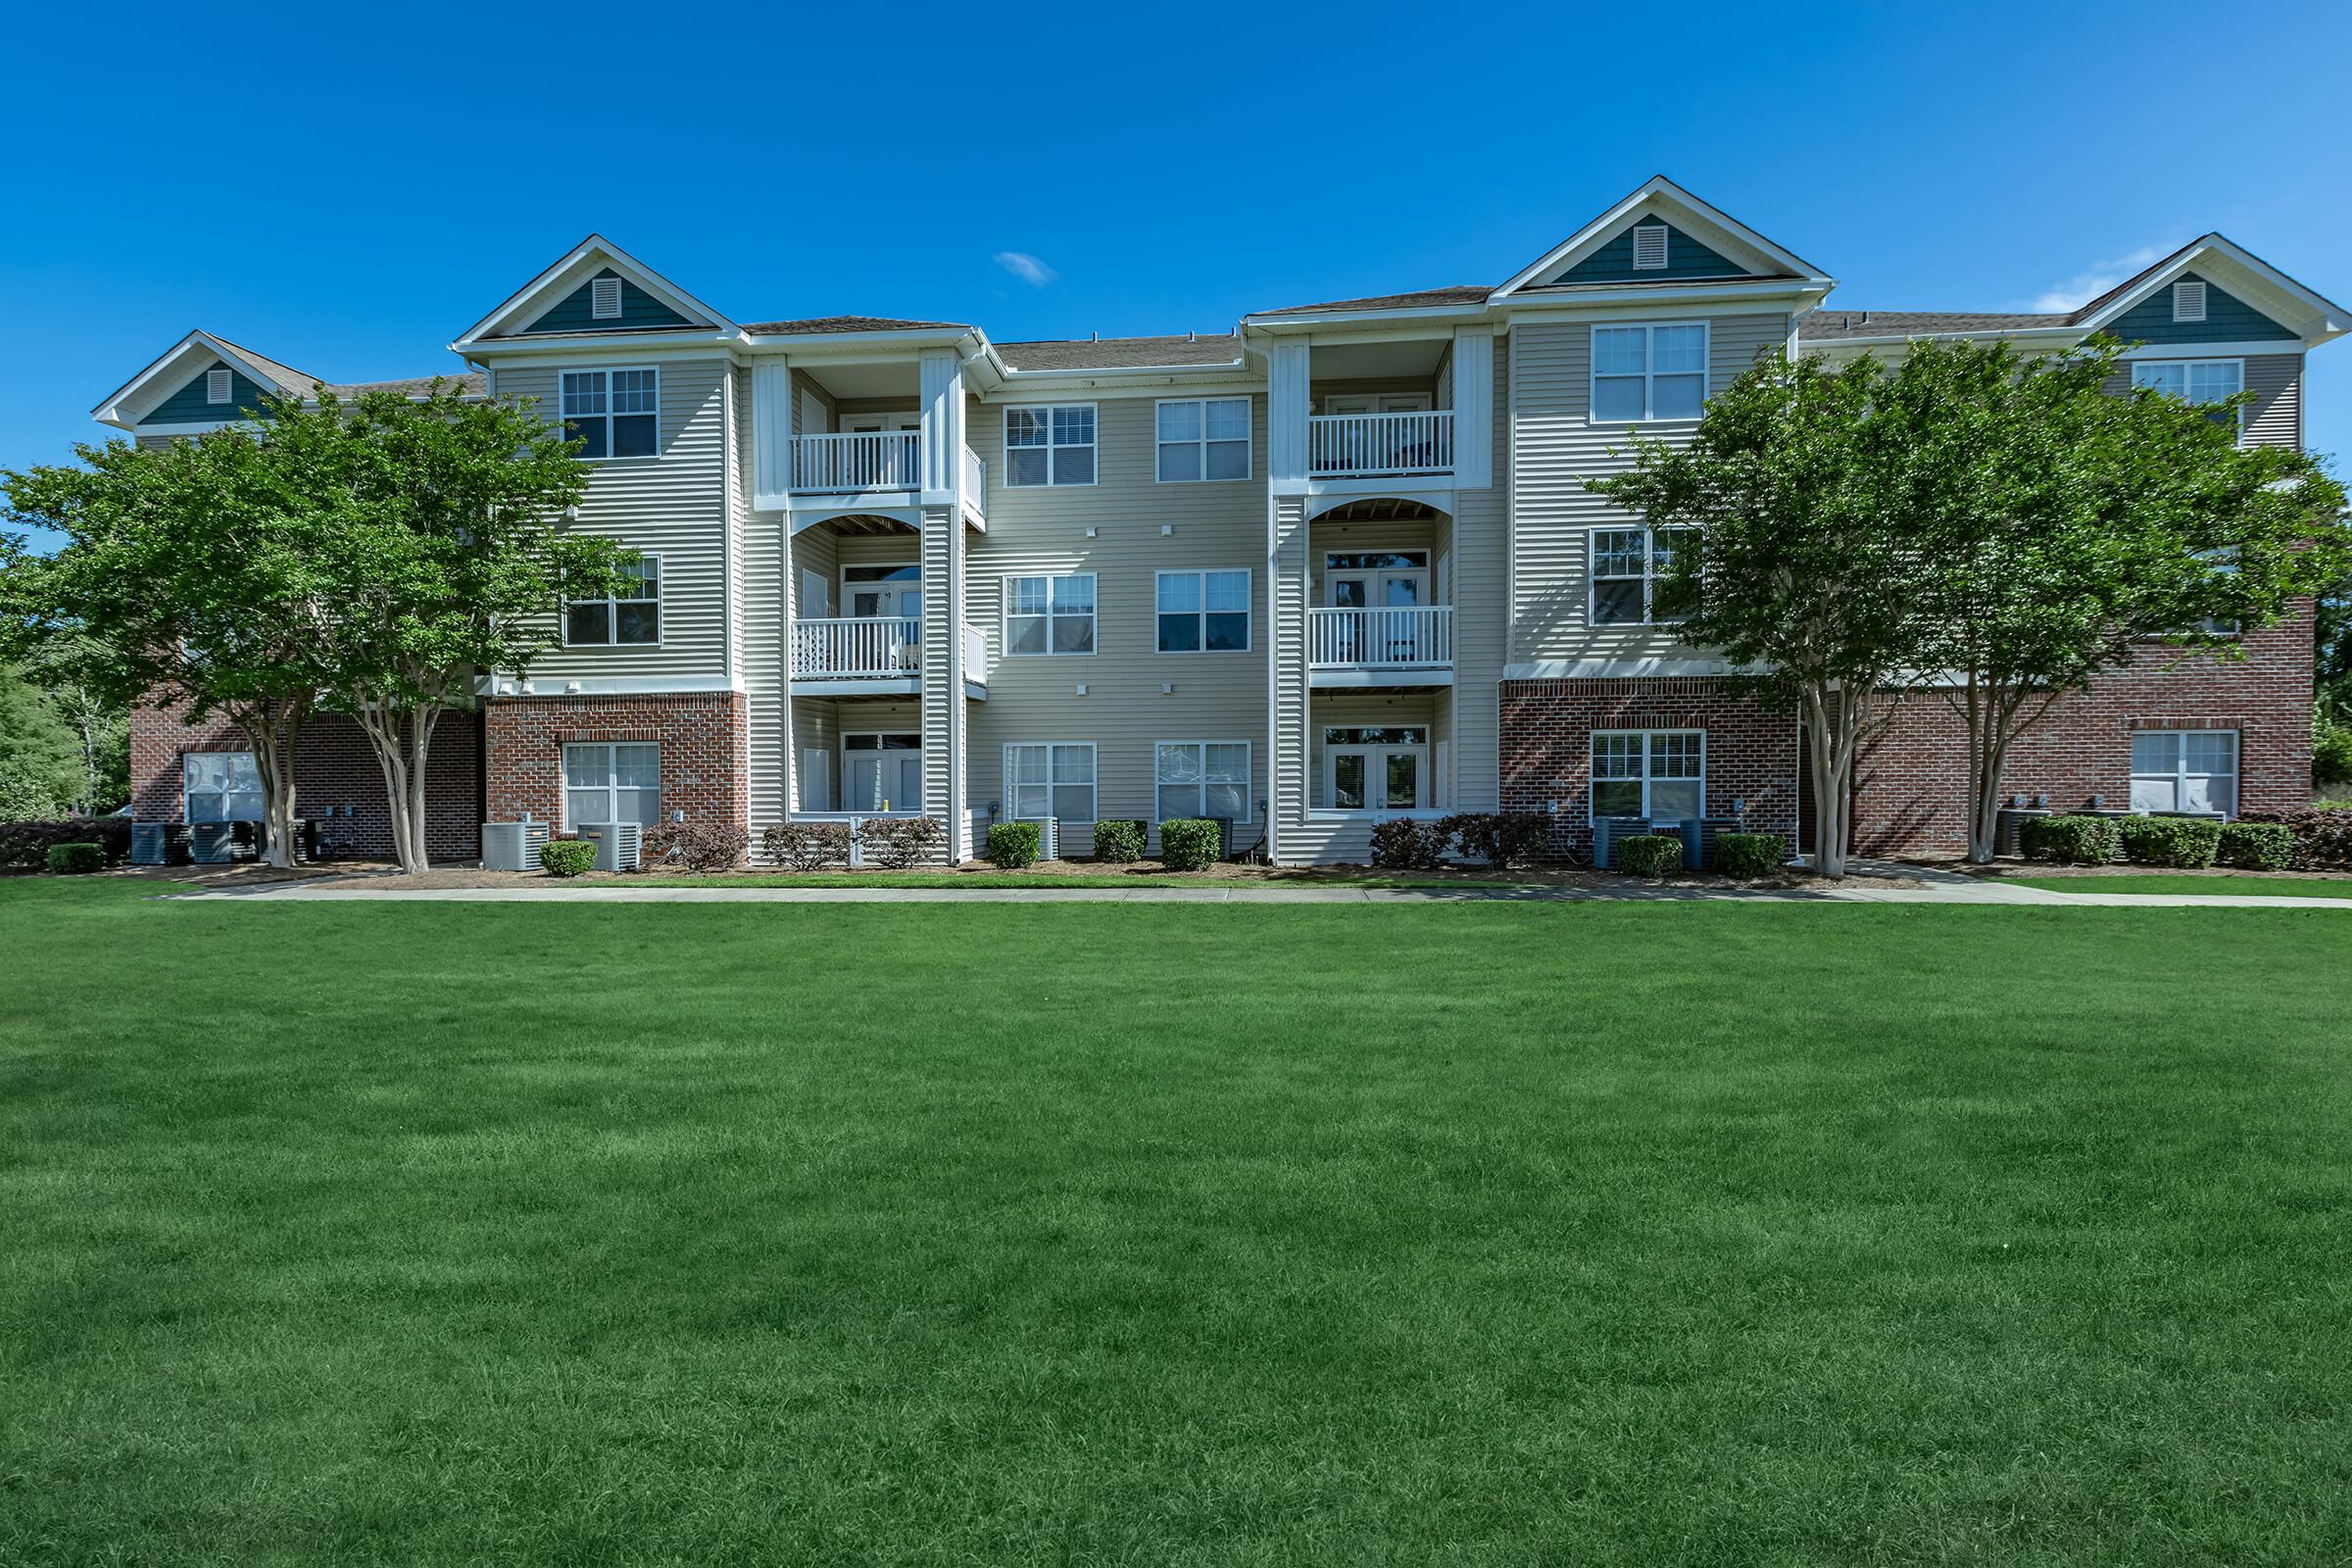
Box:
[100,178,2347,865]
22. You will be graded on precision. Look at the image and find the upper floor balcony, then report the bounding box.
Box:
[1306,409,1455,479]
[1308,606,1453,683]
[791,614,990,698]
[785,431,989,514]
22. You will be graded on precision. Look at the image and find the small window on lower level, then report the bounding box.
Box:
[2131,730,2237,816]
[1592,730,1703,822]
[564,742,661,828]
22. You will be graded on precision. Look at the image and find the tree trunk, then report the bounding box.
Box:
[356,703,421,873]
[1954,679,2049,864]
[405,705,443,874]
[1804,686,1853,879]
[234,705,304,870]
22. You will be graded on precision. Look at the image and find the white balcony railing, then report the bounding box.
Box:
[790,430,922,493]
[1306,410,1455,478]
[792,615,922,679]
[962,445,987,513]
[1308,606,1453,668]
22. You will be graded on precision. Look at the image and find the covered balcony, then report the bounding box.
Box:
[786,519,989,698]
[760,356,987,525]
[1304,336,1457,482]
[1304,499,1456,687]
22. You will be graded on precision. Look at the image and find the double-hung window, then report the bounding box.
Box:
[1155,742,1250,822]
[1005,404,1096,486]
[1005,743,1097,822]
[2131,359,2243,439]
[1155,569,1250,652]
[561,368,659,459]
[564,742,661,828]
[1156,398,1250,481]
[1592,731,1703,821]
[1592,322,1708,421]
[1590,527,1696,625]
[1004,572,1096,656]
[183,752,262,822]
[566,556,662,645]
[2131,730,2238,816]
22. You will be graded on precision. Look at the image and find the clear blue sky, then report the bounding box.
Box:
[8,0,2349,550]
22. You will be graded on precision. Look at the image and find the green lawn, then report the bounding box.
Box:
[2006,872,2352,899]
[597,871,1526,890]
[5,880,2350,1565]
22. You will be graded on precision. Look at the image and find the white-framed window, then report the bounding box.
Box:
[561,368,659,460]
[1592,322,1708,421]
[565,556,662,645]
[2132,359,2243,438]
[2131,730,2238,816]
[1155,569,1250,653]
[1322,726,1429,812]
[182,752,262,822]
[591,275,623,319]
[1155,742,1250,822]
[1005,743,1097,822]
[2172,279,2207,322]
[1004,572,1096,656]
[1156,398,1250,482]
[1592,730,1704,822]
[1004,404,1096,486]
[1590,526,1696,625]
[205,367,232,405]
[1632,223,1669,270]
[564,742,661,828]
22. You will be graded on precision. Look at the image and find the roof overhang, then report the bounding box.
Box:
[2073,233,2349,348]
[452,233,738,350]
[90,329,307,429]
[1490,175,1836,300]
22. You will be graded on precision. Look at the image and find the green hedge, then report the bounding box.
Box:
[986,821,1041,869]
[1157,818,1222,872]
[2117,815,2222,869]
[1614,834,1684,878]
[2235,809,2352,870]
[539,839,597,877]
[2020,814,2121,865]
[1713,832,1785,880]
[44,842,105,875]
[2217,821,2294,871]
[1093,819,1148,863]
[760,820,852,871]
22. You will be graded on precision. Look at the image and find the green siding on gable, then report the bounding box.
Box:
[138,362,277,424]
[517,268,697,334]
[1550,221,1751,284]
[2104,272,2297,345]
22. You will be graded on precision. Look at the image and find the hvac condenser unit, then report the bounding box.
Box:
[188,823,239,864]
[481,820,551,872]
[579,821,642,872]
[1591,816,1651,870]
[130,822,173,865]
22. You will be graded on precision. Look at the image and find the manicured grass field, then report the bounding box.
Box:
[2005,872,2352,899]
[4,880,2350,1565]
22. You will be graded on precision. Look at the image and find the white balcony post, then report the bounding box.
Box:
[752,355,792,510]
[1266,339,1310,484]
[919,348,970,859]
[1451,327,1493,489]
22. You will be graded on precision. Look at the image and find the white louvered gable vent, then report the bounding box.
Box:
[1632,223,1669,270]
[591,276,623,319]
[2173,279,2207,322]
[205,367,232,403]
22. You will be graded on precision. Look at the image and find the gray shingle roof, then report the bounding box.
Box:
[1251,285,1493,317]
[996,334,1244,371]
[739,315,965,335]
[210,333,327,392]
[1798,311,2072,341]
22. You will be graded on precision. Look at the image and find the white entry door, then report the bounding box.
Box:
[1323,726,1430,810]
[843,733,923,812]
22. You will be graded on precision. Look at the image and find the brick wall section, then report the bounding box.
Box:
[129,705,483,860]
[484,692,749,834]
[1853,612,2314,855]
[1499,678,1801,858]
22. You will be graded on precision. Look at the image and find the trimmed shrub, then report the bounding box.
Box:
[1093,818,1148,863]
[1157,817,1223,872]
[762,820,852,871]
[539,839,596,878]
[2020,814,2121,865]
[45,842,105,875]
[2217,821,2294,871]
[987,820,1041,869]
[1614,833,1684,878]
[1,816,131,870]
[2118,815,2222,869]
[1441,811,1552,868]
[1367,817,1447,871]
[2238,808,2352,871]
[641,819,751,873]
[1714,831,1786,880]
[858,815,944,870]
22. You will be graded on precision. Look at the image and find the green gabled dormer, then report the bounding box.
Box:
[516,267,696,334]
[137,360,278,424]
[1548,220,1753,284]
[2102,271,2297,345]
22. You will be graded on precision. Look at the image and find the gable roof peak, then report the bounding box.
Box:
[1493,175,1834,299]
[453,232,735,348]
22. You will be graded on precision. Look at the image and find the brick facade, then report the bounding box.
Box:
[1498,678,1802,858]
[1850,613,2314,856]
[483,691,749,835]
[129,705,483,861]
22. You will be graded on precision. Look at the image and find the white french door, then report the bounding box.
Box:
[843,733,923,812]
[1325,552,1430,664]
[1323,726,1430,811]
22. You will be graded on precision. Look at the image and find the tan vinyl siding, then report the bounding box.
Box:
[963,391,1270,854]
[2242,353,2302,449]
[497,356,734,684]
[1508,313,1788,669]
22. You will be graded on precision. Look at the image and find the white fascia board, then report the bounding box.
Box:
[461,334,745,366]
[1503,657,1753,679]
[988,368,1258,397]
[1240,303,1489,333]
[1501,283,1831,319]
[2113,339,2313,360]
[485,674,744,697]
[1493,175,1835,298]
[455,232,737,348]
[742,327,976,354]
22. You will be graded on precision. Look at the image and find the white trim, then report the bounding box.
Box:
[560,553,663,648]
[1590,728,1707,824]
[2171,279,2206,322]
[1002,741,1099,824]
[2130,358,2246,442]
[2113,339,2302,361]
[1153,567,1253,655]
[1587,525,1697,627]
[561,740,662,833]
[559,365,662,462]
[90,329,315,427]
[591,275,623,320]
[1318,724,1434,813]
[1589,319,1711,423]
[1002,402,1098,487]
[485,675,742,696]
[1631,223,1669,270]
[2129,728,2240,817]
[1503,658,1742,679]
[1001,570,1098,658]
[1152,739,1253,824]
[2072,234,2349,343]
[839,729,926,814]
[454,233,736,348]
[1153,395,1253,483]
[1492,175,1836,298]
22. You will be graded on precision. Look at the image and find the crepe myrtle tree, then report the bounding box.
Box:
[3,432,339,865]
[1588,350,1936,878]
[267,381,632,873]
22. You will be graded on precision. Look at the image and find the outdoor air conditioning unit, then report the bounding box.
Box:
[578,821,642,872]
[1993,806,2052,858]
[188,822,239,863]
[1691,816,1746,871]
[481,820,552,872]
[1015,817,1057,859]
[130,822,176,865]
[1591,816,1651,869]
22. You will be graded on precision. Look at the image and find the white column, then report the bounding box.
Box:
[918,349,971,859]
[1451,326,1494,490]
[751,356,793,511]
[1265,338,1311,485]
